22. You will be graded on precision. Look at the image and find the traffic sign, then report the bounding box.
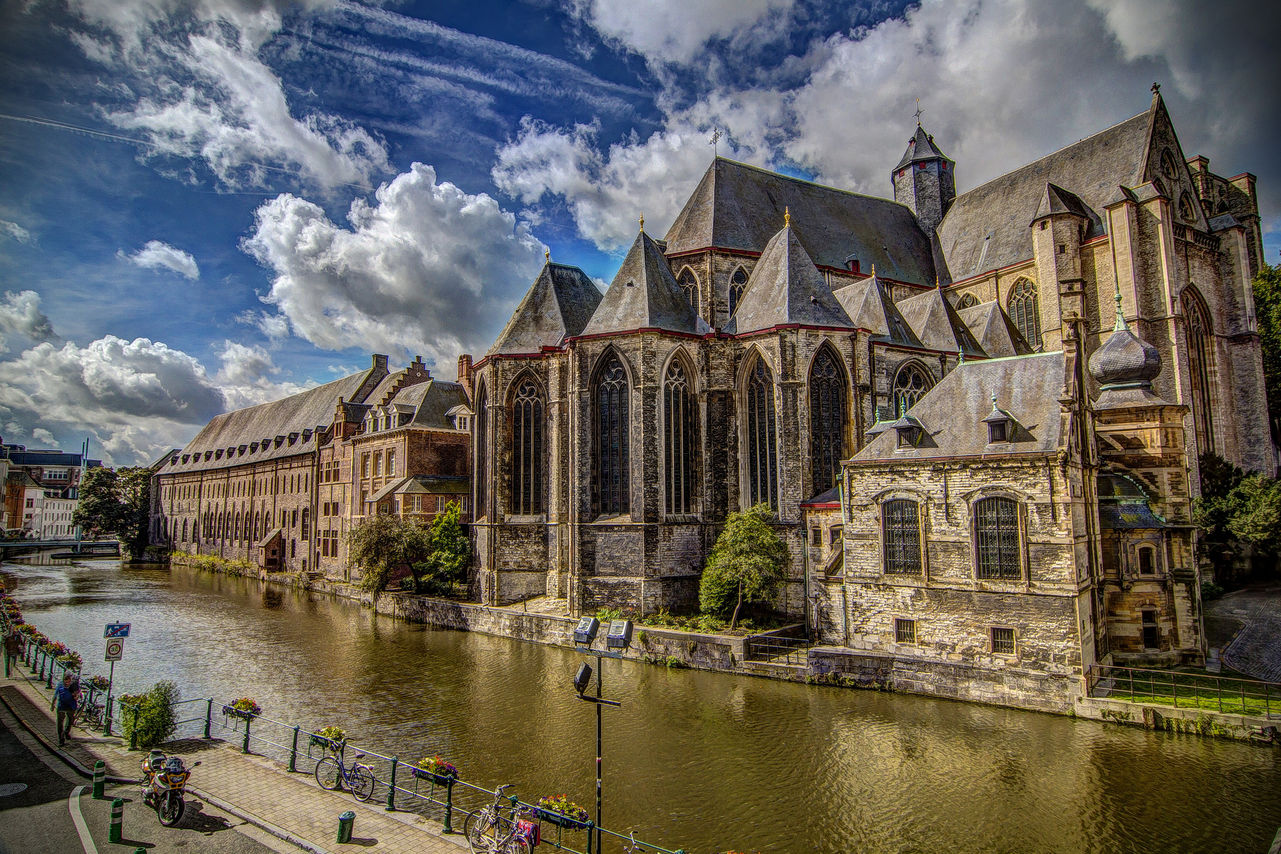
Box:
[104,639,124,661]
[104,623,130,639]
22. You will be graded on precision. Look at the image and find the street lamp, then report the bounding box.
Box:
[572,617,629,853]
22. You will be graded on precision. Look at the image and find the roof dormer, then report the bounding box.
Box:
[981,396,1016,444]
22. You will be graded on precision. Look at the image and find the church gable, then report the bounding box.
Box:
[581,230,710,337]
[834,273,921,347]
[1138,92,1209,232]
[957,301,1033,358]
[896,286,986,357]
[488,261,603,356]
[726,222,853,334]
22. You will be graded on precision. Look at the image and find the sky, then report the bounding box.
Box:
[1,0,1278,466]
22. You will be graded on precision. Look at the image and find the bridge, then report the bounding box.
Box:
[0,539,120,555]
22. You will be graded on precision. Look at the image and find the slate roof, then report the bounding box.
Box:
[938,107,1152,280]
[833,274,921,347]
[894,125,952,171]
[371,474,470,503]
[896,286,987,357]
[663,158,937,286]
[487,262,603,356]
[387,381,470,429]
[851,353,1065,462]
[5,450,100,468]
[957,301,1033,358]
[581,230,711,337]
[1097,474,1168,529]
[725,224,853,334]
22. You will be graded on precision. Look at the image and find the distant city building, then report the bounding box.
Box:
[467,90,1271,711]
[151,355,471,576]
[2,441,100,539]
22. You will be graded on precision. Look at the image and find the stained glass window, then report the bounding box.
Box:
[510,377,544,514]
[677,268,698,312]
[745,357,778,509]
[809,347,847,494]
[664,360,696,514]
[593,355,630,517]
[1182,288,1215,455]
[892,363,932,415]
[1008,278,1041,350]
[728,267,748,317]
[475,384,488,519]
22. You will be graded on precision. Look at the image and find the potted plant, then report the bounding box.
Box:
[56,651,82,671]
[411,755,458,785]
[309,725,347,754]
[535,794,591,830]
[222,697,261,720]
[42,640,68,657]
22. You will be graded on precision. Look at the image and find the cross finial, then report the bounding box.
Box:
[784,206,790,228]
[991,394,998,409]
[871,262,877,277]
[914,98,924,126]
[1151,82,1161,95]
[1113,280,1128,332]
[709,128,721,156]
[545,248,550,262]
[639,212,644,233]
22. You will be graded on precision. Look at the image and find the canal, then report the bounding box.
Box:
[4,556,1279,853]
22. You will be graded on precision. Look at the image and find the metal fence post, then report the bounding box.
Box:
[242,716,251,754]
[103,696,113,737]
[129,705,138,751]
[386,757,398,811]
[204,699,212,739]
[1172,674,1178,709]
[38,649,45,681]
[585,821,594,854]
[442,780,454,834]
[289,725,300,773]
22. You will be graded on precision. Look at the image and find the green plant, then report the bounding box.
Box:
[56,651,82,670]
[699,504,789,629]
[536,794,589,823]
[593,606,624,622]
[310,725,346,751]
[121,681,179,749]
[1200,580,1225,601]
[223,697,261,719]
[412,755,458,780]
[88,675,111,692]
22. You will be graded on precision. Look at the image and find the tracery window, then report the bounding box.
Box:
[1008,278,1041,350]
[1182,288,1215,455]
[883,499,922,574]
[744,356,778,510]
[1160,148,1179,179]
[728,267,748,317]
[510,377,544,515]
[891,363,932,416]
[475,384,488,518]
[957,293,979,309]
[1178,192,1197,223]
[677,268,699,313]
[593,354,630,517]
[974,497,1021,580]
[663,359,697,515]
[808,346,847,494]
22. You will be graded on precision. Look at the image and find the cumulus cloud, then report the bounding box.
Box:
[30,428,55,445]
[0,290,59,353]
[0,220,33,244]
[242,162,546,369]
[566,0,794,66]
[120,240,201,280]
[214,340,310,410]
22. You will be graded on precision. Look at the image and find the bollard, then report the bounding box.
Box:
[336,810,355,844]
[442,779,454,834]
[204,698,212,739]
[242,716,251,754]
[92,761,105,799]
[289,725,299,773]
[109,797,124,843]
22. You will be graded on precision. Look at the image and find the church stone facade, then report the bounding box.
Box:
[470,90,1271,708]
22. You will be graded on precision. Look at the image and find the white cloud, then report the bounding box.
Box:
[30,428,55,445]
[120,240,201,280]
[214,340,310,409]
[0,290,58,353]
[566,0,794,66]
[242,162,546,370]
[0,220,33,244]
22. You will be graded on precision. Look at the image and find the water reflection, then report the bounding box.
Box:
[4,557,1279,854]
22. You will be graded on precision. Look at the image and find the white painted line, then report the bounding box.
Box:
[68,785,98,854]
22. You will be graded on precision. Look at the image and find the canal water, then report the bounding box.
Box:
[4,556,1279,854]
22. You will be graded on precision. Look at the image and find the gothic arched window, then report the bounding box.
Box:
[475,383,488,519]
[728,267,748,317]
[891,362,933,417]
[1179,192,1197,223]
[883,499,922,574]
[809,346,847,494]
[1182,287,1215,455]
[957,293,979,310]
[677,268,699,313]
[974,497,1021,580]
[593,354,630,517]
[509,377,544,514]
[664,359,696,514]
[1008,278,1041,350]
[745,356,778,510]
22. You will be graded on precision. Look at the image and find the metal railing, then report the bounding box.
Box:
[746,633,811,666]
[1086,664,1280,719]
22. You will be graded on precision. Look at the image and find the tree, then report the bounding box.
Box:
[699,504,789,629]
[72,466,151,560]
[346,514,431,594]
[1193,453,1281,584]
[1251,263,1281,443]
[416,501,470,594]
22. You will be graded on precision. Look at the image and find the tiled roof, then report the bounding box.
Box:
[833,275,921,347]
[957,301,1033,358]
[893,125,952,171]
[581,230,710,337]
[896,286,986,357]
[488,262,603,355]
[725,224,853,334]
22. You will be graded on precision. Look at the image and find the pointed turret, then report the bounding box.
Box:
[487,260,603,356]
[581,229,710,337]
[897,283,985,358]
[892,123,956,235]
[833,267,921,347]
[957,301,1033,358]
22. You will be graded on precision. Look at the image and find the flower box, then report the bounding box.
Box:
[222,698,261,720]
[411,756,457,785]
[411,768,456,785]
[534,807,590,830]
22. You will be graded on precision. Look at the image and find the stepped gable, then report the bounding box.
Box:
[488,261,603,356]
[163,360,386,473]
[581,229,710,337]
[852,353,1065,462]
[725,221,853,334]
[833,272,921,347]
[938,108,1152,279]
[896,285,986,357]
[957,300,1033,358]
[663,157,936,286]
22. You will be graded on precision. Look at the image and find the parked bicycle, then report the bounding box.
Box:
[314,746,377,802]
[78,698,104,730]
[465,784,540,854]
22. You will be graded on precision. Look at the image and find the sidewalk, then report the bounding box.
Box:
[0,666,467,854]
[1207,582,1281,682]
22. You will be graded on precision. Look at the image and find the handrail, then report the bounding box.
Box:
[1086,663,1278,719]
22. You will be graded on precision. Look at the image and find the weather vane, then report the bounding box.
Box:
[709,128,721,157]
[914,99,924,126]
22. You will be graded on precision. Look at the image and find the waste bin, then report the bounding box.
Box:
[337,810,355,843]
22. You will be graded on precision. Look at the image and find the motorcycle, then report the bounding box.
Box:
[140,750,199,826]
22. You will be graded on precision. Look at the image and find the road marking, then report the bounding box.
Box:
[68,785,98,854]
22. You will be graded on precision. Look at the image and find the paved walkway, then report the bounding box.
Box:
[0,666,467,854]
[1206,582,1281,682]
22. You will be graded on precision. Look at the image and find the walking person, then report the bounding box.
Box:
[53,671,77,747]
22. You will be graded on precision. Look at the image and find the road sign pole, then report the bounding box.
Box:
[102,659,115,736]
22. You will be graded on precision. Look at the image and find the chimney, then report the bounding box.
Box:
[371,353,389,372]
[457,354,474,398]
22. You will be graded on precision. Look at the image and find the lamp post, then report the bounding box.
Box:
[571,616,631,853]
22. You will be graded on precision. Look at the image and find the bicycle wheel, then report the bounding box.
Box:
[464,808,499,854]
[314,756,341,790]
[349,764,376,802]
[501,836,531,854]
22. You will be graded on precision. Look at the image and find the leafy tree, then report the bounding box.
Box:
[699,504,789,629]
[1193,453,1281,584]
[72,466,151,560]
[347,514,431,594]
[416,501,470,594]
[1251,263,1281,443]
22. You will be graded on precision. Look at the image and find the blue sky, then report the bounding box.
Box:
[1,0,1278,465]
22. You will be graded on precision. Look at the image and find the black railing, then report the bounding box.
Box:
[746,634,811,666]
[1086,664,1280,719]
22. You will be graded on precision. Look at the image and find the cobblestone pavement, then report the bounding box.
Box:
[1,668,467,854]
[1206,582,1281,683]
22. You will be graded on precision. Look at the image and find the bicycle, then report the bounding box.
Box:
[313,747,377,802]
[78,699,105,730]
[465,784,539,854]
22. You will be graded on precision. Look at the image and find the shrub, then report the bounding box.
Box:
[699,504,788,629]
[121,681,179,749]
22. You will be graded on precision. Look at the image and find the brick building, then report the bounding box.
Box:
[2,442,100,539]
[153,355,470,578]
